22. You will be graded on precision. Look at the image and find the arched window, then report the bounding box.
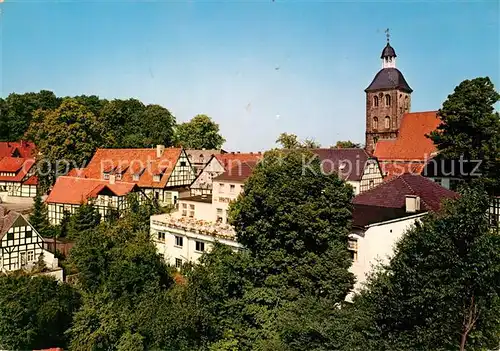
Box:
[385,116,391,129]
[385,94,391,106]
[373,96,379,107]
[404,96,409,109]
[373,117,378,130]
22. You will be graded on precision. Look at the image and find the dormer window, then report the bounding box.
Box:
[153,175,161,182]
[132,174,140,182]
[103,172,110,180]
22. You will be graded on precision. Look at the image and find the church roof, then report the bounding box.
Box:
[374,111,440,161]
[381,43,396,58]
[365,67,413,93]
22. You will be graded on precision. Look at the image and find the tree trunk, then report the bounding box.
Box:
[459,330,468,351]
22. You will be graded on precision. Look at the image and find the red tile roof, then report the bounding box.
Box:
[213,161,259,182]
[0,141,36,159]
[23,175,38,186]
[214,153,262,171]
[0,158,36,182]
[353,173,457,212]
[80,148,184,189]
[379,161,427,181]
[46,176,138,205]
[374,111,440,161]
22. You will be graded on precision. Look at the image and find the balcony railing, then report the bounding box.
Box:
[152,216,236,241]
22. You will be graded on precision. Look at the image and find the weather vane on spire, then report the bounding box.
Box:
[385,28,390,43]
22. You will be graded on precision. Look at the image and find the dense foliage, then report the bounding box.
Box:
[175,114,226,149]
[0,274,80,350]
[352,188,500,351]
[429,77,500,194]
[275,132,321,148]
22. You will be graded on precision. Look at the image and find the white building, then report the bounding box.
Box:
[0,206,62,280]
[347,174,457,297]
[150,161,258,267]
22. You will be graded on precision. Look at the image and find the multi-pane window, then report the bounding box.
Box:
[27,251,34,262]
[175,236,183,247]
[175,258,182,268]
[219,184,225,193]
[189,204,195,218]
[216,208,223,223]
[157,231,166,241]
[230,184,235,193]
[348,237,358,262]
[195,241,205,252]
[103,172,110,180]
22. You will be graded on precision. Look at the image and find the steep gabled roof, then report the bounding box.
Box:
[311,148,376,181]
[80,148,183,188]
[0,206,21,238]
[46,177,138,205]
[353,173,457,211]
[374,111,440,161]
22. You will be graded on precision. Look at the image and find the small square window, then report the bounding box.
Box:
[195,241,205,252]
[25,230,32,238]
[7,232,13,241]
[189,211,194,218]
[182,210,187,216]
[153,175,161,182]
[175,258,182,268]
[103,173,110,180]
[175,236,183,247]
[180,161,186,167]
[189,204,195,210]
[182,203,187,209]
[133,174,140,181]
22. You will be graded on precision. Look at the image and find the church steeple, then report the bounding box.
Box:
[364,30,413,155]
[381,29,396,68]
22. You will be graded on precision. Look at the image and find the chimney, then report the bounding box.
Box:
[250,152,253,154]
[156,145,165,158]
[405,195,420,213]
[109,174,116,185]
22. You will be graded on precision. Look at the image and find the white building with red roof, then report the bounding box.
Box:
[74,145,195,206]
[190,152,262,196]
[0,157,38,200]
[151,158,258,268]
[347,174,457,297]
[46,176,143,225]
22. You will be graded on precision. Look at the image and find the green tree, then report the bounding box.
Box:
[176,114,225,149]
[141,104,177,147]
[68,203,101,239]
[99,98,145,148]
[26,98,107,188]
[2,90,61,141]
[428,77,500,194]
[332,140,362,149]
[0,275,80,350]
[356,188,500,351]
[29,190,51,237]
[275,133,321,149]
[231,149,354,301]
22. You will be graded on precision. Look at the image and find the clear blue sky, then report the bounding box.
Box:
[1,0,498,151]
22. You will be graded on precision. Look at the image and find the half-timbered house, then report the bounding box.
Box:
[0,157,38,199]
[0,206,59,274]
[77,145,195,206]
[311,148,383,195]
[190,152,262,196]
[46,176,143,225]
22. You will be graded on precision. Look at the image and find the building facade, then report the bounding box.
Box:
[0,206,60,276]
[0,157,38,200]
[75,146,196,206]
[46,176,143,225]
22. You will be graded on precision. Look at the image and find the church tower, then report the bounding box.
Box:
[365,31,413,155]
